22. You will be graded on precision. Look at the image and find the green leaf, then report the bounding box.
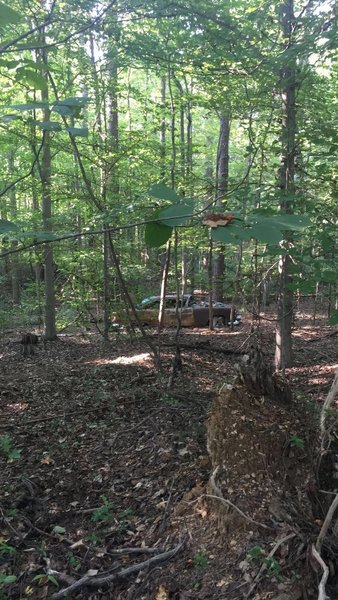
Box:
[288,280,316,293]
[157,200,194,226]
[9,102,49,111]
[15,69,48,91]
[55,97,90,107]
[0,114,20,122]
[47,575,59,587]
[230,225,252,241]
[211,227,238,244]
[0,575,17,584]
[19,230,57,241]
[0,58,20,68]
[53,105,74,116]
[329,310,338,326]
[265,214,311,231]
[145,222,172,247]
[249,223,283,244]
[9,448,21,459]
[0,218,19,233]
[148,182,183,202]
[52,526,66,534]
[65,127,88,137]
[32,120,62,132]
[0,1,21,25]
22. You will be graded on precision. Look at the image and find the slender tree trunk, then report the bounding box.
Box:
[160,76,166,179]
[158,240,171,329]
[8,151,20,304]
[185,76,193,177]
[168,69,176,188]
[275,0,296,370]
[181,247,188,294]
[41,44,56,339]
[213,114,230,302]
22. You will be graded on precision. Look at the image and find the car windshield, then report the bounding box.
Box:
[139,296,158,307]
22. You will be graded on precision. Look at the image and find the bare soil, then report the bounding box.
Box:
[0,311,337,600]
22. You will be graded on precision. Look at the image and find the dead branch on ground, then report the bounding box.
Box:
[50,540,184,599]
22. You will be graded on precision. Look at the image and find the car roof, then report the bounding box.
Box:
[141,294,192,302]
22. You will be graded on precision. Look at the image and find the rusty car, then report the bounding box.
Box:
[113,294,241,328]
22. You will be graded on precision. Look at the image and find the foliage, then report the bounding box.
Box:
[0,435,21,460]
[91,496,114,524]
[192,550,209,570]
[0,0,336,334]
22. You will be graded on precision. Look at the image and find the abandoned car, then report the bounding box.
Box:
[113,294,241,328]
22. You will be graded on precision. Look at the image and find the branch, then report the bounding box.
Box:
[316,492,338,554]
[319,370,338,454]
[50,540,184,599]
[312,544,329,600]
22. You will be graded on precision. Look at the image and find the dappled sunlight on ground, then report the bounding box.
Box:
[5,402,30,413]
[90,352,152,366]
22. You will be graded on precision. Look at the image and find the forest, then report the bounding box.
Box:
[0,0,337,598]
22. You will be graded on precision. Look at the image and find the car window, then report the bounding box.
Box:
[143,300,160,309]
[165,298,177,309]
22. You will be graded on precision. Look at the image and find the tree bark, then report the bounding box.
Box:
[40,38,56,340]
[213,114,230,302]
[8,151,20,305]
[275,0,296,370]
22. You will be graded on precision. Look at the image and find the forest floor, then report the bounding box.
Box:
[0,309,337,600]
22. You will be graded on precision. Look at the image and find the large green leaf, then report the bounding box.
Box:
[329,310,338,326]
[250,223,283,244]
[145,222,172,247]
[148,182,183,202]
[19,231,57,241]
[0,1,21,25]
[9,102,49,111]
[15,69,48,91]
[157,200,194,226]
[53,105,75,117]
[65,127,88,137]
[264,214,311,231]
[32,120,62,131]
[0,218,19,233]
[55,97,90,107]
[211,227,238,244]
[0,58,20,68]
[230,225,252,241]
[0,114,20,122]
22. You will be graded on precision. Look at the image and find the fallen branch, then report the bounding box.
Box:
[312,544,329,600]
[320,370,338,440]
[316,492,338,554]
[319,370,338,464]
[306,329,338,344]
[50,540,184,599]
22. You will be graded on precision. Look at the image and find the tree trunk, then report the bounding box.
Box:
[275,0,296,370]
[160,76,166,179]
[40,42,56,340]
[159,240,171,329]
[8,151,20,305]
[213,114,230,302]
